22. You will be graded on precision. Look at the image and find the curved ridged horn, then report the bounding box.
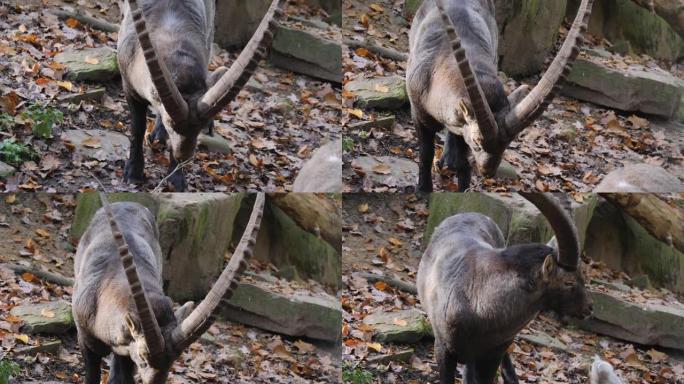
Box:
[98,192,166,359]
[198,0,283,118]
[503,0,594,136]
[520,193,580,271]
[170,193,265,350]
[128,0,189,123]
[436,0,499,152]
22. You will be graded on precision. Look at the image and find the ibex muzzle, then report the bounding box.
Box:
[73,193,264,383]
[118,0,283,190]
[407,0,594,192]
[417,193,592,384]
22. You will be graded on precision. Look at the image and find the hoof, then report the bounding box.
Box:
[123,160,145,184]
[165,170,187,192]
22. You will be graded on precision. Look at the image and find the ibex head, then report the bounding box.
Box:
[99,193,265,383]
[127,0,283,162]
[520,193,593,319]
[436,0,595,177]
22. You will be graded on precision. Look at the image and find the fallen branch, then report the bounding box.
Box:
[357,272,417,294]
[602,194,684,253]
[50,9,119,33]
[1,263,74,286]
[343,39,408,62]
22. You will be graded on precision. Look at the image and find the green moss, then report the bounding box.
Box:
[71,193,160,241]
[266,204,341,289]
[625,215,684,293]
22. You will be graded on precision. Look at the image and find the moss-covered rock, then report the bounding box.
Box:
[221,282,341,342]
[10,301,74,335]
[344,76,408,110]
[425,193,597,250]
[363,309,432,343]
[270,25,342,83]
[71,193,244,301]
[496,0,568,76]
[572,291,684,351]
[235,199,340,290]
[585,199,684,294]
[563,59,684,120]
[55,47,118,82]
[568,0,684,62]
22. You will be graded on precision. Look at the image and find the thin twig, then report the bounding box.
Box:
[152,157,194,193]
[50,9,119,33]
[1,263,74,286]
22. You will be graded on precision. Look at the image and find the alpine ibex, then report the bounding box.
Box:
[118,0,282,191]
[73,193,264,383]
[417,193,592,383]
[407,0,594,192]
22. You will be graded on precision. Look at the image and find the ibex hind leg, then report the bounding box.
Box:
[108,355,136,384]
[124,96,147,184]
[77,331,103,384]
[466,353,505,384]
[437,132,471,192]
[435,341,458,384]
[500,352,519,384]
[148,115,168,147]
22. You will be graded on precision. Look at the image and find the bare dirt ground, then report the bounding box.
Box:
[342,0,684,193]
[0,0,341,193]
[0,194,340,383]
[341,193,684,383]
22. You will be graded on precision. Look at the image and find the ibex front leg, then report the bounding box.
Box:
[124,96,148,184]
[438,132,472,192]
[108,355,136,384]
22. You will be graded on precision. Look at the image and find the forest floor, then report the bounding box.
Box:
[0,0,340,193]
[341,193,684,383]
[342,0,684,193]
[0,194,340,383]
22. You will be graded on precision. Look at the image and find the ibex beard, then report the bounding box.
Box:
[117,0,282,191]
[407,0,595,192]
[417,193,592,384]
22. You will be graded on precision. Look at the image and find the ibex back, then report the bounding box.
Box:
[407,0,594,192]
[417,193,592,383]
[73,193,264,383]
[118,0,282,190]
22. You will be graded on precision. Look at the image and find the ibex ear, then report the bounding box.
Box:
[541,254,556,283]
[207,66,228,87]
[174,301,195,322]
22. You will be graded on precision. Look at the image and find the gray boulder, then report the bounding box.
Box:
[270,25,342,83]
[222,282,342,342]
[61,129,129,162]
[54,47,118,82]
[595,164,684,193]
[563,59,684,120]
[10,301,74,335]
[344,76,408,110]
[572,291,684,351]
[362,308,432,343]
[585,199,684,295]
